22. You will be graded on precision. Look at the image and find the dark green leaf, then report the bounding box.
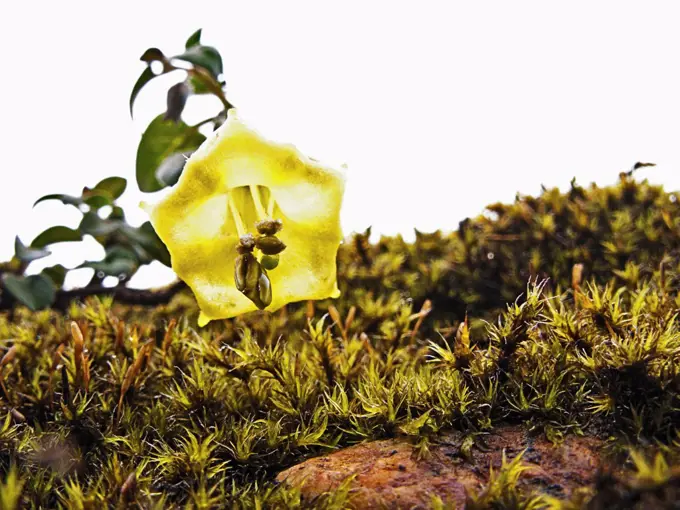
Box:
[93,176,127,199]
[164,81,190,122]
[140,48,166,64]
[156,152,191,188]
[110,206,126,220]
[79,212,120,237]
[105,246,139,261]
[129,66,156,118]
[80,259,138,278]
[31,227,82,248]
[173,45,223,78]
[139,222,171,266]
[2,274,56,310]
[136,114,206,192]
[15,236,51,263]
[42,264,67,287]
[80,246,138,277]
[83,194,111,209]
[185,29,202,49]
[33,194,82,208]
[120,222,171,266]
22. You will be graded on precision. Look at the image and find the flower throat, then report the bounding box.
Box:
[229,185,286,309]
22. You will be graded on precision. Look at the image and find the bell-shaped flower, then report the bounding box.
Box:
[144,109,345,326]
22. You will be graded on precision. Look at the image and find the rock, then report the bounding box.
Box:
[276,425,603,509]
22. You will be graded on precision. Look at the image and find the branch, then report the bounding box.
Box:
[0,280,188,312]
[54,280,188,310]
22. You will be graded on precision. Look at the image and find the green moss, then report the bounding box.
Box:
[0,175,679,508]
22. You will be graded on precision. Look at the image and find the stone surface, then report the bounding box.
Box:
[276,425,604,509]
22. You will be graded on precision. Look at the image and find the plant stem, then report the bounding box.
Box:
[188,68,233,110]
[191,117,216,130]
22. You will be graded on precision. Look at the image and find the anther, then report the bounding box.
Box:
[236,234,255,254]
[255,219,283,236]
[234,252,256,292]
[256,270,272,307]
[234,251,273,309]
[255,235,286,255]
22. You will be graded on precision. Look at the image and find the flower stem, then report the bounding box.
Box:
[227,191,247,237]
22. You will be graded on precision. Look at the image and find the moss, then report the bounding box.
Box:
[0,175,679,508]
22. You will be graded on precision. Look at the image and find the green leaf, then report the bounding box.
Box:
[120,222,171,266]
[42,264,67,287]
[93,176,127,199]
[83,194,112,209]
[186,29,202,49]
[31,226,82,248]
[14,236,51,263]
[156,152,191,188]
[79,212,120,237]
[80,246,138,277]
[173,45,223,78]
[83,259,138,278]
[136,114,206,192]
[33,194,82,208]
[106,246,139,260]
[130,66,157,118]
[140,47,166,64]
[139,222,171,266]
[34,178,126,211]
[132,48,176,116]
[110,206,126,220]
[2,274,56,310]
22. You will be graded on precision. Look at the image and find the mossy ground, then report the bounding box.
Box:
[1,174,679,509]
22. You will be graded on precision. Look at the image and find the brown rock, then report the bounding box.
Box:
[276,425,604,509]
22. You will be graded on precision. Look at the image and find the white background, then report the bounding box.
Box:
[1,2,678,289]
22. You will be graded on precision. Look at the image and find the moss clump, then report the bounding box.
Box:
[0,175,679,508]
[337,173,680,321]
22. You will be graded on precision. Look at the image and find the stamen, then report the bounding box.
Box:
[249,184,267,220]
[227,191,247,237]
[266,191,275,217]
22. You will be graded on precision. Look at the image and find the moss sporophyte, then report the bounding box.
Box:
[143,110,345,325]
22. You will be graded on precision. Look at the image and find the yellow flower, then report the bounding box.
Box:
[144,109,345,326]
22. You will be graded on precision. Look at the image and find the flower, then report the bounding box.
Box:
[144,109,345,326]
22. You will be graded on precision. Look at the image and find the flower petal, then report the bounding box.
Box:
[146,109,345,324]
